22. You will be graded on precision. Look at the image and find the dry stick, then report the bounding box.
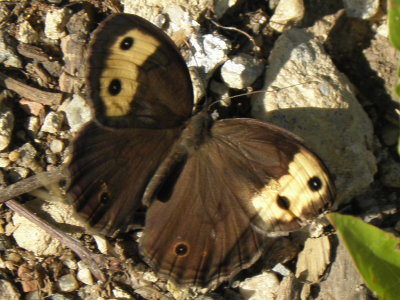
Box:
[0,167,67,204]
[6,199,106,282]
[0,72,63,106]
[0,168,106,282]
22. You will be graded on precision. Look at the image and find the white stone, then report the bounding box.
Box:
[0,103,14,151]
[0,31,22,68]
[0,157,10,168]
[26,116,40,137]
[343,0,380,19]
[77,266,94,285]
[12,212,64,256]
[252,29,376,204]
[113,287,132,298]
[220,53,264,89]
[11,167,30,179]
[45,8,72,40]
[16,21,39,44]
[41,112,64,134]
[57,273,79,292]
[295,236,331,282]
[12,197,85,256]
[272,263,291,277]
[61,94,92,132]
[49,139,64,153]
[0,280,21,300]
[239,271,279,300]
[188,33,231,79]
[270,0,305,32]
[93,235,109,254]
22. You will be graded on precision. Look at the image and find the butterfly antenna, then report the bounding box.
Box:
[207,80,318,111]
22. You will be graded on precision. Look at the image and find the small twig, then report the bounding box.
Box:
[205,16,258,50]
[0,167,67,204]
[17,43,52,62]
[6,199,106,282]
[0,72,63,105]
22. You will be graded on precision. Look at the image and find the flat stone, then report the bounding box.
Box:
[317,240,369,299]
[269,0,305,32]
[221,53,264,89]
[252,29,376,204]
[295,236,331,283]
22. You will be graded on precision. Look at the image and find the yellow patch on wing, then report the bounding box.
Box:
[100,28,160,117]
[251,150,331,231]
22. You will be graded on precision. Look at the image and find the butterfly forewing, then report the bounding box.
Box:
[86,13,193,128]
[67,14,194,235]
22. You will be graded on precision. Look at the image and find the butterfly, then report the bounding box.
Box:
[67,13,335,288]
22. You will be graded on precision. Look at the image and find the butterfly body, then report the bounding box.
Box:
[67,13,335,288]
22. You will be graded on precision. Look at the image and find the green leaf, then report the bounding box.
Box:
[327,213,400,300]
[389,0,400,50]
[388,0,400,99]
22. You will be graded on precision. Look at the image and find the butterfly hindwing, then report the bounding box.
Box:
[67,122,182,234]
[140,118,334,287]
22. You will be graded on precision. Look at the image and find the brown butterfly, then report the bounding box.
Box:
[67,13,335,288]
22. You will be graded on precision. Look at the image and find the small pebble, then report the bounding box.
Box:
[45,8,72,40]
[0,103,14,150]
[8,150,20,162]
[220,53,264,89]
[0,157,10,168]
[93,235,109,254]
[16,21,39,44]
[77,263,94,285]
[57,273,79,292]
[187,33,231,77]
[11,167,30,179]
[41,112,64,134]
[0,31,22,68]
[49,139,64,153]
[62,94,92,132]
[26,117,41,137]
[113,287,132,298]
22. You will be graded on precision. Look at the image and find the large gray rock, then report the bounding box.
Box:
[252,29,376,204]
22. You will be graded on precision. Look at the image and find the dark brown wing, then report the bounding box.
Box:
[140,118,335,287]
[67,14,194,235]
[67,122,181,235]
